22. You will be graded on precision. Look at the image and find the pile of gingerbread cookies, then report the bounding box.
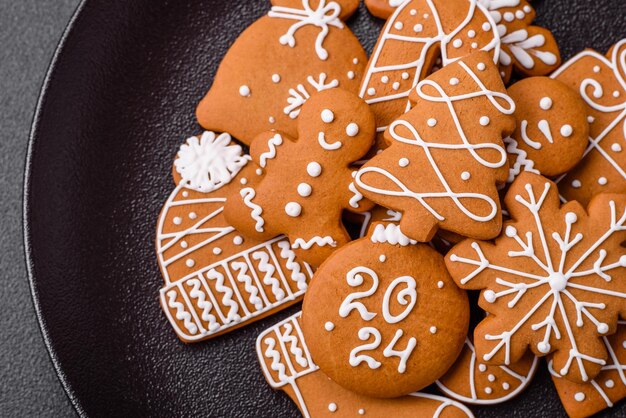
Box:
[155,1,626,416]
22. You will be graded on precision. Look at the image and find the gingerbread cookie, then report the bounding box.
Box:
[505,77,589,183]
[552,39,626,205]
[549,321,626,418]
[258,311,475,417]
[363,0,405,20]
[196,0,367,145]
[301,223,469,398]
[436,337,539,404]
[360,0,501,146]
[224,88,375,267]
[157,131,313,342]
[446,171,626,383]
[356,52,516,242]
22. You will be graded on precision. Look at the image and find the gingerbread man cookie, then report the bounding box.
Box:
[446,171,626,383]
[356,52,516,242]
[301,223,469,398]
[552,39,626,205]
[505,77,589,183]
[259,311,475,417]
[224,88,375,267]
[196,0,367,145]
[157,132,313,342]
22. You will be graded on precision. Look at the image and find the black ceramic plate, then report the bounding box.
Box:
[24,0,626,416]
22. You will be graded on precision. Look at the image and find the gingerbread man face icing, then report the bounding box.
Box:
[301,224,469,398]
[157,132,313,342]
[224,88,375,267]
[258,312,475,418]
[552,39,626,205]
[505,77,589,183]
[196,0,367,146]
[446,171,626,384]
[356,52,516,242]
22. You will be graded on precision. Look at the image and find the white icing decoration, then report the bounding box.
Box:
[306,162,322,177]
[461,171,471,180]
[505,137,539,183]
[325,321,335,331]
[370,224,417,246]
[285,202,302,217]
[480,116,490,126]
[540,97,553,110]
[348,180,364,208]
[430,326,438,334]
[598,177,608,185]
[239,85,251,97]
[318,131,343,150]
[328,403,337,412]
[212,247,222,255]
[272,74,281,83]
[575,392,585,402]
[349,327,383,369]
[259,133,284,168]
[321,109,335,123]
[232,261,264,310]
[254,251,286,301]
[383,329,417,373]
[297,183,312,197]
[285,73,339,119]
[277,240,308,291]
[339,267,379,321]
[173,217,182,225]
[499,29,558,70]
[382,276,417,324]
[399,157,410,167]
[240,187,265,232]
[292,236,336,249]
[207,269,241,324]
[560,125,573,138]
[346,123,360,137]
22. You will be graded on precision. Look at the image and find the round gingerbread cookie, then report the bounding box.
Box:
[301,223,469,398]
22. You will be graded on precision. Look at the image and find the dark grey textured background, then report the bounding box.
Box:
[1,1,79,416]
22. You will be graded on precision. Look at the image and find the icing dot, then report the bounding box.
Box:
[565,212,577,224]
[523,5,532,12]
[297,183,312,197]
[502,382,510,390]
[429,326,437,334]
[173,217,182,225]
[427,118,437,127]
[598,177,608,185]
[346,123,360,137]
[269,116,276,124]
[347,71,355,79]
[329,403,338,412]
[488,374,496,382]
[485,387,493,394]
[587,116,595,123]
[505,225,517,237]
[285,202,302,217]
[399,158,410,167]
[239,85,251,97]
[468,29,476,38]
[410,9,417,16]
[367,87,376,96]
[402,72,410,80]
[484,290,496,303]
[571,179,582,188]
[597,323,609,334]
[471,42,478,49]
[478,364,487,372]
[423,13,429,18]
[186,259,195,268]
[358,409,365,415]
[256,168,263,176]
[623,340,626,349]
[612,143,622,152]
[182,191,189,198]
[353,58,359,65]
[515,10,525,19]
[539,97,553,110]
[477,63,486,71]
[189,212,197,220]
[613,90,620,98]
[450,77,459,85]
[453,39,463,48]
[321,109,335,123]
[461,171,471,180]
[480,116,490,126]
[325,321,335,331]
[560,125,573,137]
[504,12,514,21]
[574,392,585,402]
[394,21,404,30]
[272,74,281,83]
[482,22,491,31]
[307,162,322,177]
[233,236,243,245]
[414,24,423,32]
[392,82,400,90]
[379,254,386,262]
[437,281,444,289]
[537,341,551,353]
[180,241,188,249]
[212,247,222,255]
[606,379,615,388]
[381,76,389,83]
[500,71,506,78]
[593,65,601,73]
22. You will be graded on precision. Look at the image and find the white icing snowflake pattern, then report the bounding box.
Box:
[284,73,339,119]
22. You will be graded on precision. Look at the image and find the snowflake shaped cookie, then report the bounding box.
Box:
[446,171,626,383]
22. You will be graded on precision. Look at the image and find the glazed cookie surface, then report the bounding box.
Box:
[301,223,469,398]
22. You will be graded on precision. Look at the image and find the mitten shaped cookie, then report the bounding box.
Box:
[157,132,313,343]
[552,39,626,205]
[356,52,516,242]
[301,223,469,398]
[259,312,475,417]
[224,89,375,267]
[505,77,589,183]
[446,171,626,383]
[196,0,367,145]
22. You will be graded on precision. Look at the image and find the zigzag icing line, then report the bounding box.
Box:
[348,181,364,208]
[292,236,337,249]
[277,241,308,291]
[253,251,285,301]
[206,269,240,323]
[264,337,288,382]
[231,261,264,310]
[166,290,197,334]
[282,322,308,367]
[240,187,265,232]
[188,279,220,332]
[259,134,283,168]
[505,136,539,183]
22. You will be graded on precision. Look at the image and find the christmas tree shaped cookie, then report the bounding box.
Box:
[356,51,516,242]
[196,0,367,145]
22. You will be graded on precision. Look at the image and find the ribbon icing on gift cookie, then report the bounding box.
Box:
[549,320,626,418]
[552,39,626,205]
[156,131,314,343]
[301,223,469,398]
[224,89,375,267]
[258,311,475,418]
[504,77,589,183]
[359,0,501,141]
[196,0,367,145]
[478,0,561,82]
[356,52,516,242]
[446,171,626,383]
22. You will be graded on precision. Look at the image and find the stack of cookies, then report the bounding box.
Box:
[154,1,626,417]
